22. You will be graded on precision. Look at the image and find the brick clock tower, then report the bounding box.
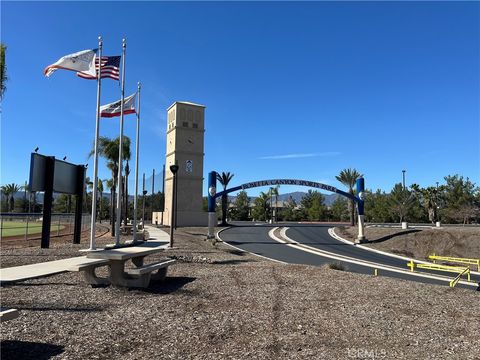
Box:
[162,101,207,226]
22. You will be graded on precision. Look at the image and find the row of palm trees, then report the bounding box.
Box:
[216,168,363,226]
[88,136,131,236]
[1,136,132,234]
[0,183,22,212]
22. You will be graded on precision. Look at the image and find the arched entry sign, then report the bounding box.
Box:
[207,172,365,242]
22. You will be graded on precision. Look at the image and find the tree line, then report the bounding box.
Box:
[1,136,165,236]
[3,166,479,226]
[212,171,480,225]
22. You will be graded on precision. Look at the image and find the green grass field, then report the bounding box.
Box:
[1,221,65,238]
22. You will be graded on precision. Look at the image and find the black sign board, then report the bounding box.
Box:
[28,153,86,248]
[30,153,82,194]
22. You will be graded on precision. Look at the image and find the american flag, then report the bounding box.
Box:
[76,56,120,80]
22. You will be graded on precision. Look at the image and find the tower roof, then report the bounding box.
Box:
[167,101,206,111]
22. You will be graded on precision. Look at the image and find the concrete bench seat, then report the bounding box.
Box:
[0,308,19,322]
[67,259,110,286]
[126,259,176,280]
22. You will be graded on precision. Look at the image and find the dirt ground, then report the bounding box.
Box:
[337,226,480,261]
[1,226,479,360]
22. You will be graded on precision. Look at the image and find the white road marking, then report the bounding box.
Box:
[329,228,480,276]
[267,227,478,288]
[216,227,288,265]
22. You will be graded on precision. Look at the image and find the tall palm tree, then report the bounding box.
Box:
[89,136,131,235]
[85,176,93,213]
[411,184,443,224]
[105,178,115,226]
[23,181,28,212]
[335,168,363,226]
[216,171,234,225]
[258,191,271,221]
[1,183,21,212]
[97,178,104,222]
[124,161,130,226]
[269,185,280,222]
[0,185,8,211]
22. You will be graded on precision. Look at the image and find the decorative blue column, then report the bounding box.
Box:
[207,171,217,238]
[356,177,366,243]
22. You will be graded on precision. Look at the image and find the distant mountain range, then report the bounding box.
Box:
[7,190,341,206]
[228,191,340,206]
[7,191,113,203]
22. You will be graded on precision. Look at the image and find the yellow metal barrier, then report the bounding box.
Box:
[407,260,471,287]
[428,254,480,272]
[450,268,470,288]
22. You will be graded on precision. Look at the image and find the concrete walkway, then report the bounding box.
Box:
[0,226,170,285]
[144,225,169,241]
[0,257,103,284]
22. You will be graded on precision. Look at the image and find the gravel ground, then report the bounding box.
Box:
[1,226,479,360]
[337,226,480,260]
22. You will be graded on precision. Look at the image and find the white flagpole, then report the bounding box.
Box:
[115,38,127,246]
[133,82,141,242]
[89,36,103,250]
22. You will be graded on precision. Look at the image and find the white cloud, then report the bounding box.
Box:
[258,152,341,160]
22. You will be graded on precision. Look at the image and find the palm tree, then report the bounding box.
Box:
[23,181,28,212]
[0,185,8,211]
[89,136,131,235]
[105,178,115,226]
[124,161,130,226]
[411,184,443,224]
[258,191,271,221]
[269,185,280,222]
[216,172,234,225]
[1,183,21,212]
[97,178,104,222]
[85,176,93,213]
[335,168,363,226]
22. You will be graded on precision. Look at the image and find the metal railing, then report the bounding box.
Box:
[0,212,91,242]
[407,260,471,288]
[429,254,480,272]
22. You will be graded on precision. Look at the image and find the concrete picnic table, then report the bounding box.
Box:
[83,241,173,287]
[120,224,134,234]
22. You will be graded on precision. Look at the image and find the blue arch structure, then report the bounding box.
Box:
[207,171,366,242]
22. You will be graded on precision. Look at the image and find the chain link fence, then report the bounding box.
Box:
[0,213,91,242]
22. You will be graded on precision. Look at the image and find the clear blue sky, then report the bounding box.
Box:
[2,1,479,197]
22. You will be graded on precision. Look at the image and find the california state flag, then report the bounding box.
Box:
[44,49,97,78]
[100,93,136,118]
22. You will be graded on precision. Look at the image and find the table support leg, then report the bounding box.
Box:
[83,267,110,286]
[151,267,168,281]
[109,260,151,288]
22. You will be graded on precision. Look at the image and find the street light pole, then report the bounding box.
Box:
[402,170,406,190]
[169,163,179,247]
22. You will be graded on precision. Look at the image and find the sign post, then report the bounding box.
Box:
[356,177,366,243]
[207,171,217,239]
[40,156,55,248]
[73,165,86,244]
[169,164,179,247]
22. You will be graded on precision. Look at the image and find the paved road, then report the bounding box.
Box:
[218,222,479,290]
